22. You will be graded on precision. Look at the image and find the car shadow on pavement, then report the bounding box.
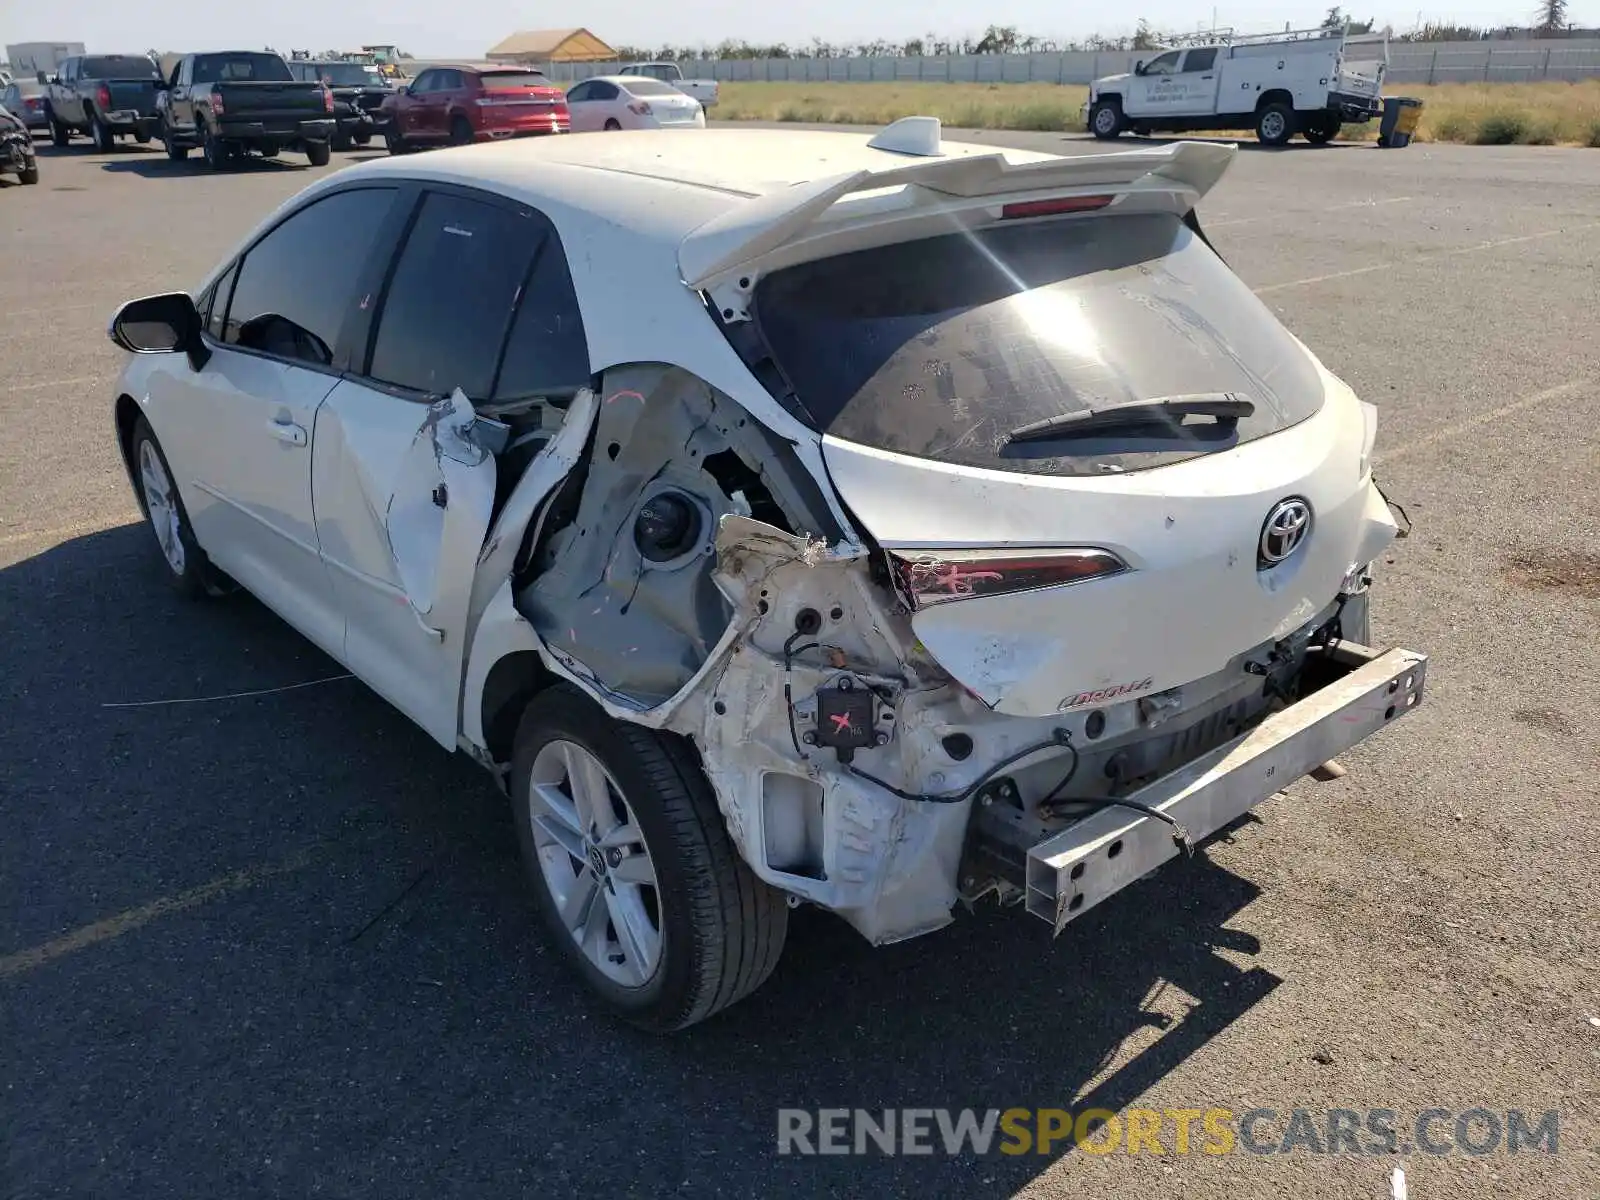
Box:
[1,524,1282,1199]
[97,155,319,179]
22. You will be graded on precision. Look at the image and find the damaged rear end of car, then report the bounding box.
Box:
[439,131,1425,1025]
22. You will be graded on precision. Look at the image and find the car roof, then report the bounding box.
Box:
[345,127,1061,204]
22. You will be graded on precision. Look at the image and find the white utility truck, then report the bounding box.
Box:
[1084,27,1388,145]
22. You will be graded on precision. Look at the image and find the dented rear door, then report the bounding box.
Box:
[313,386,497,747]
[311,186,549,747]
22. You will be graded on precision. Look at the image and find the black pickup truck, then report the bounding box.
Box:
[156,51,336,169]
[42,53,164,151]
[286,60,395,150]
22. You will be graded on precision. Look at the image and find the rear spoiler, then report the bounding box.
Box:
[679,135,1236,288]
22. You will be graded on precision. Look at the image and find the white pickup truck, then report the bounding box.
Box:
[618,62,718,108]
[1084,27,1388,145]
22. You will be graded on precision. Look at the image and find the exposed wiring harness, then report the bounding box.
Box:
[782,629,819,759]
[846,727,1077,805]
[1035,742,1193,856]
[784,636,1191,852]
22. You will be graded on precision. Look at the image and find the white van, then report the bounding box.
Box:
[1084,27,1388,146]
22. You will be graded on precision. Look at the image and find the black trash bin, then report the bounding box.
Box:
[1377,97,1423,148]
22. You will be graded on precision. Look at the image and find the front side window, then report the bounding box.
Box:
[746,214,1325,478]
[366,192,542,398]
[205,261,241,341]
[1142,51,1181,75]
[224,188,398,365]
[565,82,592,102]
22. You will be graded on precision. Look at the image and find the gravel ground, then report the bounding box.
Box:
[1,131,1596,1199]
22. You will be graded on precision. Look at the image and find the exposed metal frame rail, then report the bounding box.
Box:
[1025,642,1427,935]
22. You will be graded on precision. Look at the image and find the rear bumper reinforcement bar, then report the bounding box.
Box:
[1025,643,1427,934]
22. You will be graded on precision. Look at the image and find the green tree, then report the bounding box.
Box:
[1536,0,1568,31]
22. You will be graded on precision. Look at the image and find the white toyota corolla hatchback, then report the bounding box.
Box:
[109,120,1426,1030]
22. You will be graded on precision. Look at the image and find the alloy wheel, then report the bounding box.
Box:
[138,439,186,575]
[527,739,662,987]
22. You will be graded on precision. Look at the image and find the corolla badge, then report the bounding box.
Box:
[1258,497,1312,567]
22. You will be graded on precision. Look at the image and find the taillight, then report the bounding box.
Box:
[888,548,1127,610]
[1000,195,1114,220]
[24,97,41,110]
[210,86,224,116]
[322,86,334,113]
[627,101,653,116]
[96,84,112,110]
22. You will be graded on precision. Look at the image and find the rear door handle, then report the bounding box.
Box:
[269,420,307,447]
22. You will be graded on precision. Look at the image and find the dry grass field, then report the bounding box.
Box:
[716,79,1600,145]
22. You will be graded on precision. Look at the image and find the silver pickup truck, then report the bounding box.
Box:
[618,62,718,108]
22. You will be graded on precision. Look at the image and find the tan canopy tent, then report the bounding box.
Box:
[485,28,616,64]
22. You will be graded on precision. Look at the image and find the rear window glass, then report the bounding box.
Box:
[193,53,292,83]
[82,55,161,80]
[478,71,550,89]
[748,214,1326,477]
[620,78,679,97]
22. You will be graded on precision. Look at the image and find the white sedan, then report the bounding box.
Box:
[107,123,1423,1031]
[564,75,704,132]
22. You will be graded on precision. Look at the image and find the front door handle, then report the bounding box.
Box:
[269,419,307,447]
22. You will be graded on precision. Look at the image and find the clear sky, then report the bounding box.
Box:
[4,2,1598,59]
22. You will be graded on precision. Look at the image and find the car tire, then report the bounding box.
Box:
[1089,99,1124,140]
[352,131,370,146]
[130,418,218,599]
[49,115,70,146]
[134,129,151,144]
[201,122,230,170]
[304,139,331,166]
[384,130,409,155]
[449,115,473,146]
[510,684,789,1032]
[603,118,622,132]
[331,130,353,152]
[92,116,115,152]
[1256,102,1296,146]
[19,163,39,185]
[1304,114,1339,145]
[165,137,189,161]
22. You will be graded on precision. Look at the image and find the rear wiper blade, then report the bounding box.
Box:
[1005,393,1255,444]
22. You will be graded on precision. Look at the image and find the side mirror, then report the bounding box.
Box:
[37,71,49,84]
[1134,60,1145,75]
[109,292,211,371]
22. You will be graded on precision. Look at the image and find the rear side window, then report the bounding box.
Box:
[367,193,542,398]
[748,214,1326,478]
[492,242,589,401]
[1183,48,1217,71]
[225,188,398,365]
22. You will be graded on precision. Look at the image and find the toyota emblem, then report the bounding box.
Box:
[1258,497,1312,567]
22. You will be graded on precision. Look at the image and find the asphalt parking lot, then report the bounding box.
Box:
[2,131,1597,1199]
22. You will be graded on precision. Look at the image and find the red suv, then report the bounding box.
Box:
[383,64,569,152]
